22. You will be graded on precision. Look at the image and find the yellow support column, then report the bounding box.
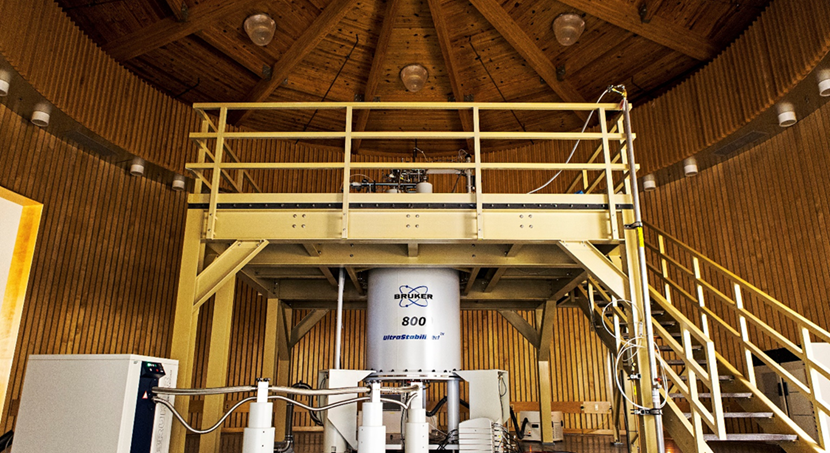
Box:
[199,276,236,453]
[536,300,557,445]
[273,301,293,441]
[169,209,205,453]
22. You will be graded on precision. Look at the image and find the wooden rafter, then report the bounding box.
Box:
[164,0,188,22]
[467,0,589,121]
[556,0,717,61]
[102,0,261,61]
[352,0,402,153]
[196,29,271,79]
[426,0,475,150]
[637,0,665,23]
[231,0,358,125]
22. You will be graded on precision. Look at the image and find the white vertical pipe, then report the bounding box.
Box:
[334,268,345,369]
[447,379,460,438]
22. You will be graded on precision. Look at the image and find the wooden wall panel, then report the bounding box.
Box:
[641,98,830,361]
[0,102,188,431]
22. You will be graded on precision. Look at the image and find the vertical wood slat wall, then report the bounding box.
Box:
[641,98,830,358]
[0,103,188,432]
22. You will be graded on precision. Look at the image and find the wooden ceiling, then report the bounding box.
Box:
[57,0,771,155]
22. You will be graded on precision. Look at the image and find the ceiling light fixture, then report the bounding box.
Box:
[130,157,145,177]
[552,13,585,46]
[643,174,656,191]
[776,101,797,128]
[172,174,186,191]
[31,103,51,128]
[244,13,276,47]
[817,69,830,97]
[400,64,429,93]
[0,69,10,97]
[683,157,698,177]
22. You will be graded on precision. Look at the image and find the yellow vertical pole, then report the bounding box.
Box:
[169,208,206,453]
[598,107,618,239]
[199,276,236,453]
[341,106,353,239]
[537,299,557,444]
[801,328,828,449]
[206,107,227,240]
[473,106,483,239]
[733,285,755,386]
[658,235,672,304]
[273,303,293,441]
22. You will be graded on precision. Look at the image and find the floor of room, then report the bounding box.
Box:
[186,431,786,453]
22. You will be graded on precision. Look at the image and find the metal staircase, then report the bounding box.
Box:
[573,223,830,453]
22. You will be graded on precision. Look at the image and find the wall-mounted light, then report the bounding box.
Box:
[818,69,830,97]
[0,69,10,97]
[552,13,585,46]
[643,174,656,191]
[776,101,797,127]
[31,103,51,128]
[683,157,698,177]
[172,174,186,191]
[130,157,145,176]
[400,64,428,93]
[244,13,276,46]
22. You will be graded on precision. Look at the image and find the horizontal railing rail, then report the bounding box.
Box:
[186,102,635,241]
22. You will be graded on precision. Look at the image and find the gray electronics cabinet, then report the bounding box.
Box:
[14,354,178,453]
[754,344,830,446]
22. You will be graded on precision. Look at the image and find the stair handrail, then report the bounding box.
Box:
[583,277,726,439]
[643,221,830,448]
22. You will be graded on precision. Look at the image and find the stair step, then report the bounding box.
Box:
[669,392,752,399]
[658,345,702,351]
[680,375,734,381]
[685,412,773,419]
[664,359,706,366]
[702,434,797,442]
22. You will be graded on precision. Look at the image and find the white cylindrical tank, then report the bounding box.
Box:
[366,268,460,374]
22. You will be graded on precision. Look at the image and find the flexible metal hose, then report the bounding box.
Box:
[154,394,410,435]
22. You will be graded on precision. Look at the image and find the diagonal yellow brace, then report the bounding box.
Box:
[194,240,269,309]
[558,241,628,299]
[498,310,540,348]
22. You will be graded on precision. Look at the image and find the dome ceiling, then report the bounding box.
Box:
[56,0,771,154]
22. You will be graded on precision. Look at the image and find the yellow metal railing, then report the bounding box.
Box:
[584,276,727,442]
[185,102,635,240]
[644,222,830,447]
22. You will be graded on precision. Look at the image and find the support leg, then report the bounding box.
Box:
[199,276,236,453]
[169,209,205,453]
[273,302,293,442]
[447,378,460,439]
[536,300,557,446]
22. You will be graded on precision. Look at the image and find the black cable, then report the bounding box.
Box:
[426,396,447,417]
[292,382,324,426]
[468,36,534,145]
[296,35,359,143]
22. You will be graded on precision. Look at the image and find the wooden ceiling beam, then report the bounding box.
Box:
[352,0,402,153]
[102,0,262,61]
[556,0,717,61]
[467,0,589,121]
[231,0,358,126]
[637,0,665,23]
[195,30,271,79]
[164,0,188,22]
[426,0,475,151]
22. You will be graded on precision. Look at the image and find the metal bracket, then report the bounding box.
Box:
[262,65,272,80]
[354,93,365,102]
[624,221,643,229]
[556,65,566,82]
[632,408,662,416]
[464,94,475,102]
[180,4,189,22]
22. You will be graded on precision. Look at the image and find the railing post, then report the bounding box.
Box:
[206,107,227,240]
[473,106,483,239]
[658,235,672,305]
[692,257,710,337]
[194,117,210,194]
[342,106,353,239]
[800,327,829,448]
[598,107,619,239]
[733,284,755,386]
